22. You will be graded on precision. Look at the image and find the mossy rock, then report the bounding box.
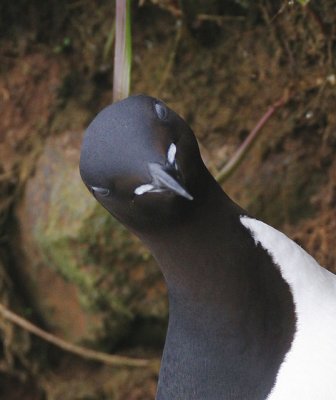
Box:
[18,131,167,346]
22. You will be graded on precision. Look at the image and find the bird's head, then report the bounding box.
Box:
[80,95,207,232]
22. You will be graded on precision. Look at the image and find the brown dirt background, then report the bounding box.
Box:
[0,1,335,399]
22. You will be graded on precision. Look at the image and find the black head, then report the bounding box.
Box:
[80,95,208,232]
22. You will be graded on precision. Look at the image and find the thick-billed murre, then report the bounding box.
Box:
[79,94,336,400]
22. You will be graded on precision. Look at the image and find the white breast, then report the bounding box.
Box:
[240,216,336,400]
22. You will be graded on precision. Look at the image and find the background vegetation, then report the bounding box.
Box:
[1,0,336,398]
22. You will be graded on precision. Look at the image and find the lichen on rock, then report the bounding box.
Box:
[18,131,167,346]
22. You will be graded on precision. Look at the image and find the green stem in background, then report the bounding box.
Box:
[103,21,115,63]
[216,95,287,184]
[113,0,132,102]
[296,0,310,5]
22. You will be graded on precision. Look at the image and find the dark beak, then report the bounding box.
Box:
[148,163,193,201]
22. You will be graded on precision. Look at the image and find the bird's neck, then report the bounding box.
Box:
[138,176,295,398]
[140,176,247,306]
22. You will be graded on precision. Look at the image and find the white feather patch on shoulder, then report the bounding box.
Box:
[240,216,336,400]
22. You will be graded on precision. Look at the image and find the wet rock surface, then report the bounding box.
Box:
[17,131,167,344]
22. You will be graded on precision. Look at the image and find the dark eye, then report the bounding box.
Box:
[154,101,168,120]
[91,186,110,197]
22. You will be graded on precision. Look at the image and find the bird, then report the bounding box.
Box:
[79,94,336,400]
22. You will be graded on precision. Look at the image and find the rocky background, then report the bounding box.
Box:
[1,1,336,398]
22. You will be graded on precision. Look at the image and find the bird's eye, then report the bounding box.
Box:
[154,101,168,120]
[91,186,110,197]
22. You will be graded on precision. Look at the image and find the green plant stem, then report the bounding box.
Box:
[113,0,132,102]
[103,22,116,63]
[156,20,183,95]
